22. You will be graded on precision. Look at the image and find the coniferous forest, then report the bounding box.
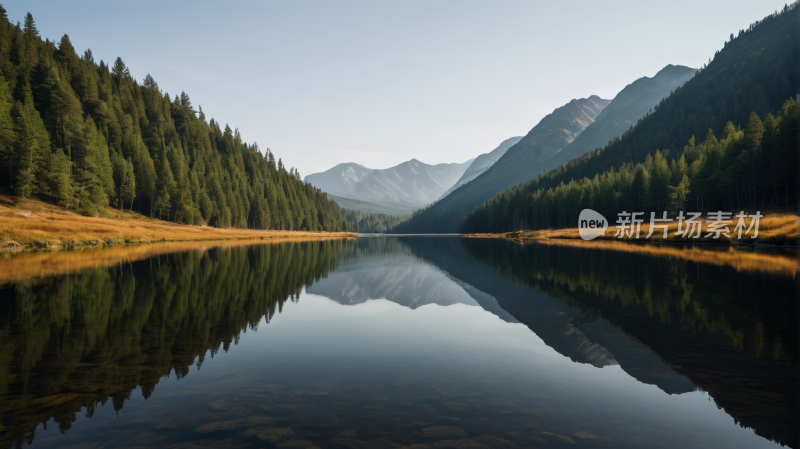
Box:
[463,103,798,232]
[392,4,798,234]
[0,8,346,231]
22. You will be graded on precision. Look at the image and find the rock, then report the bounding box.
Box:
[366,437,401,449]
[358,421,402,436]
[303,413,336,428]
[208,399,236,410]
[1,240,22,251]
[329,439,382,449]
[433,435,515,449]
[333,430,361,439]
[556,435,577,444]
[260,403,309,411]
[420,427,469,439]
[460,418,500,435]
[194,416,273,433]
[257,427,295,442]
[293,389,330,396]
[490,402,517,408]
[471,435,516,448]
[276,439,316,448]
[156,412,214,429]
[443,403,468,412]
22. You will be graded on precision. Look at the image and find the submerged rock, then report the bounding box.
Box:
[194,416,273,433]
[433,435,516,449]
[276,439,316,448]
[420,427,468,439]
[257,427,295,442]
[303,412,336,428]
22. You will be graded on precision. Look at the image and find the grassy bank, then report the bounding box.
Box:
[0,196,355,253]
[479,213,799,247]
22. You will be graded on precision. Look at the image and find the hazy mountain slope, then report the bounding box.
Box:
[307,159,473,210]
[391,95,611,233]
[304,163,373,198]
[329,195,415,215]
[439,136,523,200]
[546,65,696,167]
[462,3,799,229]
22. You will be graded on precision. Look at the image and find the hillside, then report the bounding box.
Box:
[463,4,798,233]
[0,10,345,232]
[438,136,522,200]
[505,4,798,206]
[390,95,611,233]
[306,158,472,211]
[328,194,415,215]
[546,64,696,168]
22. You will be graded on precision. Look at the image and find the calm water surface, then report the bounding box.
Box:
[0,237,797,449]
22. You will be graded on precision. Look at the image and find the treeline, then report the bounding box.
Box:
[0,8,345,231]
[463,102,798,232]
[391,3,798,234]
[341,209,409,233]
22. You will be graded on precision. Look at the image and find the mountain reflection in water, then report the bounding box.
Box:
[0,237,796,449]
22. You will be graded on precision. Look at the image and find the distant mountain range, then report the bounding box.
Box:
[305,159,473,213]
[392,64,696,233]
[438,136,522,200]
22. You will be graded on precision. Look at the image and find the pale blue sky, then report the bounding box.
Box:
[6,1,789,175]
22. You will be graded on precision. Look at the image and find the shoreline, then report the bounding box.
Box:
[0,196,355,254]
[463,213,799,248]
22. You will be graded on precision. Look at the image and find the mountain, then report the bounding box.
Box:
[329,195,415,215]
[391,95,611,233]
[546,65,696,168]
[306,158,473,212]
[438,136,523,200]
[463,5,798,232]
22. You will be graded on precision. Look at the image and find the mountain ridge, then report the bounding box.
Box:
[305,158,473,212]
[438,136,523,201]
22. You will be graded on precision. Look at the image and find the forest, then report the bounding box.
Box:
[390,3,798,234]
[341,208,409,233]
[463,101,798,232]
[0,7,346,232]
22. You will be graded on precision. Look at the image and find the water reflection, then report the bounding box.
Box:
[0,237,796,449]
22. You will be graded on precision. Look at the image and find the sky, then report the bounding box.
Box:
[6,1,790,176]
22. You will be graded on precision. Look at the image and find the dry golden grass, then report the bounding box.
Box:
[0,239,345,285]
[462,214,799,277]
[0,195,355,253]
[510,238,797,277]
[503,213,799,246]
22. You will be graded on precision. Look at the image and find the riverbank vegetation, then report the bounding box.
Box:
[493,212,799,246]
[463,101,798,235]
[0,8,346,232]
[0,195,354,253]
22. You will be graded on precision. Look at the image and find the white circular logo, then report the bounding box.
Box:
[578,209,608,240]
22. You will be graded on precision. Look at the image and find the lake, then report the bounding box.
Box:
[0,237,797,449]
